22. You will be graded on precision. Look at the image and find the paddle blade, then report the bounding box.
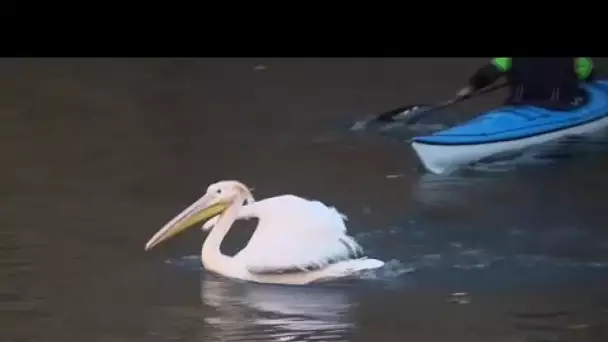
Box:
[350,104,425,132]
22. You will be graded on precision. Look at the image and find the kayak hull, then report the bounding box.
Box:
[411,80,608,174]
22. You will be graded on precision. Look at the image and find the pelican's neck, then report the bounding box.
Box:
[201,193,245,274]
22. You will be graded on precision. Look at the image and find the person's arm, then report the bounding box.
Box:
[458,58,510,97]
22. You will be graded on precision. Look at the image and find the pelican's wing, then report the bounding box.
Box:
[235,195,363,274]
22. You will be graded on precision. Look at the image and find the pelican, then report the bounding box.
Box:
[144,180,385,285]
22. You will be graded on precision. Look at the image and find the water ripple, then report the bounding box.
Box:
[166,225,608,281]
[159,219,608,341]
[199,275,353,342]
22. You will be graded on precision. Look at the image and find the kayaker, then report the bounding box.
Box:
[457,57,595,110]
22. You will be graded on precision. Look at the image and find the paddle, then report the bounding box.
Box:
[350,81,507,131]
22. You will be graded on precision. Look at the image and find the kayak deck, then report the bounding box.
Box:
[413,80,608,146]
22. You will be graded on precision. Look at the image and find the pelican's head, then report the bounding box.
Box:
[144,180,255,251]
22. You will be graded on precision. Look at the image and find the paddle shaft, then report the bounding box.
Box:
[377,81,507,124]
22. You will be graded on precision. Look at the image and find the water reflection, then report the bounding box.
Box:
[200,274,354,342]
[410,134,608,208]
[412,171,502,207]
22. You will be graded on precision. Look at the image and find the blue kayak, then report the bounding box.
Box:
[411,80,608,174]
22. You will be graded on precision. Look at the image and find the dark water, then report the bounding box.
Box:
[3,57,608,342]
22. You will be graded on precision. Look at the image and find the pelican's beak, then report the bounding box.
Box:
[144,194,229,251]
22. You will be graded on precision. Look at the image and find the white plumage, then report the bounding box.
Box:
[145,181,384,285]
[231,195,363,274]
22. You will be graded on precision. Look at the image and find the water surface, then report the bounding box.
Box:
[2,58,608,342]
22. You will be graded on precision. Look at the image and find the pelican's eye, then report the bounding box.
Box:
[216,189,222,194]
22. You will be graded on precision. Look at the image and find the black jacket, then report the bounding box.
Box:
[469,57,595,110]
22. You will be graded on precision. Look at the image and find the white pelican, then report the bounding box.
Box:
[144,180,385,285]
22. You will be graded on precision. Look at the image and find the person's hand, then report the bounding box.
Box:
[456,86,473,98]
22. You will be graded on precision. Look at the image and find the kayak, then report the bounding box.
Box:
[411,80,608,174]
